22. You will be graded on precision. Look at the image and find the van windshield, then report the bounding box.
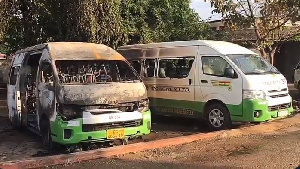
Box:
[55,60,139,84]
[228,54,279,75]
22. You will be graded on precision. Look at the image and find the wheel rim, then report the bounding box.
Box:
[208,108,225,128]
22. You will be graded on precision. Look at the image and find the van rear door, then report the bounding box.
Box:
[7,66,22,125]
[7,53,25,126]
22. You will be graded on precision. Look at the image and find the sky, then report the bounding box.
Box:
[190,0,222,21]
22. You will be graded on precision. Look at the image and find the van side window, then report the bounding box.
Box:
[144,59,156,77]
[202,56,231,77]
[9,67,19,85]
[158,57,194,78]
[39,62,54,83]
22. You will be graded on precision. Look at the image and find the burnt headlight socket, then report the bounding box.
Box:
[137,98,149,113]
[57,104,82,121]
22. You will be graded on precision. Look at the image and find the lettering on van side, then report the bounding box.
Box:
[155,107,194,116]
[262,79,286,86]
[146,85,190,93]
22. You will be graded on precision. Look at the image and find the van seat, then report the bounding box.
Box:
[203,66,214,75]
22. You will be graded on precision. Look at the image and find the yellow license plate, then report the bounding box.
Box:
[107,128,125,139]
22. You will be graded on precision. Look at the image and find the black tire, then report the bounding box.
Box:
[204,103,231,131]
[40,118,55,150]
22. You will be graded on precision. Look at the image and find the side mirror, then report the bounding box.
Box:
[224,68,235,78]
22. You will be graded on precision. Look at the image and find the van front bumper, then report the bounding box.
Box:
[50,110,151,145]
[231,99,293,122]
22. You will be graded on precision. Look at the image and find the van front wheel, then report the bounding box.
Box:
[205,103,231,131]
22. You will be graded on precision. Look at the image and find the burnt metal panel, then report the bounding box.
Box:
[47,42,125,61]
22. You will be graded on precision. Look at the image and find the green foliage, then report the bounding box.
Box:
[0,0,212,54]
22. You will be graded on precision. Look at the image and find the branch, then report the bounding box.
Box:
[280,27,300,42]
[247,40,258,49]
[237,1,251,18]
[261,17,291,39]
[246,0,262,40]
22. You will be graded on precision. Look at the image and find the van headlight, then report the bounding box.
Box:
[137,98,149,113]
[243,90,265,100]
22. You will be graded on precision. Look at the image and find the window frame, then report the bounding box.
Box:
[9,66,20,85]
[143,59,158,78]
[128,60,142,77]
[39,61,55,84]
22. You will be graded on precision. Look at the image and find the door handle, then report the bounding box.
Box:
[189,79,192,85]
[201,80,208,83]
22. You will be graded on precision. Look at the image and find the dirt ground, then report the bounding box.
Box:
[47,124,300,169]
[1,85,300,165]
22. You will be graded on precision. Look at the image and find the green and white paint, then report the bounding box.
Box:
[118,40,293,130]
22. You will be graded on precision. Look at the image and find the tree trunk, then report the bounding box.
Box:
[258,46,277,65]
[269,45,277,66]
[259,48,268,60]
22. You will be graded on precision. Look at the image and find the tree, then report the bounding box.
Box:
[0,0,212,53]
[0,0,125,52]
[120,0,213,44]
[209,0,300,65]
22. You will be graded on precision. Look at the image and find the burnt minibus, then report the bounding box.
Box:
[7,42,151,149]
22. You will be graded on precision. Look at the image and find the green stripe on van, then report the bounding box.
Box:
[149,97,243,118]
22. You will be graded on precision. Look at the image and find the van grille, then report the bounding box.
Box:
[268,103,290,111]
[83,102,139,114]
[269,93,289,98]
[268,88,287,93]
[82,120,142,132]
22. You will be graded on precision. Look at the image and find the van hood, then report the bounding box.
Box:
[244,74,287,91]
[58,82,147,105]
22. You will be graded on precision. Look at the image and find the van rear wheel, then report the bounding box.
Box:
[205,103,231,131]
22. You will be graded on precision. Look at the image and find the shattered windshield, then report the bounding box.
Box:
[55,60,139,84]
[228,54,279,75]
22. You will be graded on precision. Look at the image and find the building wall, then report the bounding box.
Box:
[275,41,300,83]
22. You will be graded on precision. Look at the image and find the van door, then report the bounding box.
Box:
[37,60,55,124]
[7,66,22,125]
[199,56,243,116]
[146,57,196,117]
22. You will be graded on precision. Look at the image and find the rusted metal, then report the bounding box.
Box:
[47,42,125,61]
[58,83,146,105]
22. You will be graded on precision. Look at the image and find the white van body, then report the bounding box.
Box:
[118,40,293,130]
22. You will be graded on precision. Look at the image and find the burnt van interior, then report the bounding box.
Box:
[55,60,139,84]
[20,53,42,127]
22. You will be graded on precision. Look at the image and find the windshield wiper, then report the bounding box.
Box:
[245,72,263,75]
[263,71,279,74]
